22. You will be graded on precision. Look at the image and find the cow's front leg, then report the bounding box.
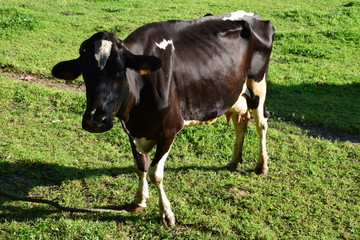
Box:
[131,154,150,211]
[124,141,151,212]
[149,139,175,226]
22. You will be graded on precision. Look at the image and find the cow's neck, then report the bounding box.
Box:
[116,72,143,122]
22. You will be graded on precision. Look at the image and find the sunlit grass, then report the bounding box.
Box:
[0,0,359,239]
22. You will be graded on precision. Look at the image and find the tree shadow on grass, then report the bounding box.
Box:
[0,161,134,222]
[267,81,360,143]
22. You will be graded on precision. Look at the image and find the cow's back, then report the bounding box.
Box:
[123,13,275,122]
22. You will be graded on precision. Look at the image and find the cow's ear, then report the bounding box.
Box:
[240,20,251,39]
[52,58,82,80]
[125,52,163,75]
[219,20,251,40]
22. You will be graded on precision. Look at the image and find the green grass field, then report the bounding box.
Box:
[1,0,359,239]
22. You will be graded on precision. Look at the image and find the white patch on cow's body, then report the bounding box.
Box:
[223,10,255,21]
[94,40,113,70]
[134,137,156,154]
[155,39,175,50]
[227,82,248,116]
[251,75,268,127]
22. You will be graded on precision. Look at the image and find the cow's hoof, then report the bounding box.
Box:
[121,202,146,212]
[161,215,176,227]
[255,165,268,176]
[160,209,176,227]
[226,162,238,171]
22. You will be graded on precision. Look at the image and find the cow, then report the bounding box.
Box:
[52,10,275,226]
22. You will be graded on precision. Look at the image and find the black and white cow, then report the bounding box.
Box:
[52,10,275,226]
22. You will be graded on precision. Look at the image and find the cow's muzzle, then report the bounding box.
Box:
[82,110,113,133]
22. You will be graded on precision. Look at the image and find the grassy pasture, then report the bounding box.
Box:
[0,0,359,239]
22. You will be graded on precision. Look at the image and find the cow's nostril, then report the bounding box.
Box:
[100,116,107,124]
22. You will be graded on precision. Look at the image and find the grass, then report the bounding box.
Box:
[0,0,359,239]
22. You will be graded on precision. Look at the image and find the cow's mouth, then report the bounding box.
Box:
[83,124,112,133]
[82,112,113,133]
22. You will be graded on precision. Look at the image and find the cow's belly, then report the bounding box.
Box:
[183,83,248,127]
[183,118,220,127]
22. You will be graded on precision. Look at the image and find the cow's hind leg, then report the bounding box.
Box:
[227,112,250,171]
[149,139,175,227]
[246,75,269,176]
[252,106,269,176]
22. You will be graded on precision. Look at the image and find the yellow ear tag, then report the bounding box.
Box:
[140,69,151,75]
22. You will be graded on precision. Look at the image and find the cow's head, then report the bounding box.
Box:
[52,31,162,133]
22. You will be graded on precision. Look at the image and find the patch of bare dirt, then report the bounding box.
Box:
[1,70,85,92]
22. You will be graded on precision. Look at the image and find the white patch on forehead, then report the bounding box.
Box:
[223,10,255,21]
[155,39,175,50]
[94,40,113,70]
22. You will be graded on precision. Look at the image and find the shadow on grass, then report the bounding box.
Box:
[0,159,254,223]
[267,81,360,143]
[0,161,134,222]
[0,161,243,223]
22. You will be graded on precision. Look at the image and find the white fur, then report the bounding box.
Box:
[94,40,113,70]
[223,10,254,21]
[149,148,174,224]
[133,137,156,154]
[155,39,175,50]
[134,171,149,208]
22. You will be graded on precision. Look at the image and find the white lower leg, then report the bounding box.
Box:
[252,109,269,175]
[155,181,174,224]
[133,171,149,208]
[149,149,175,226]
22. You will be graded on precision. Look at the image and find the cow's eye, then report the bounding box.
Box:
[115,71,124,78]
[79,49,85,56]
[80,47,93,56]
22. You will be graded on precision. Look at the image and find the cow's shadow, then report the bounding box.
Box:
[0,161,135,222]
[0,161,229,223]
[267,81,360,143]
